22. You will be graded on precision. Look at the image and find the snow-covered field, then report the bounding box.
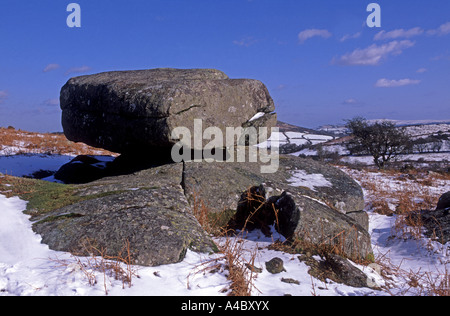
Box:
[0,192,381,296]
[258,131,334,149]
[340,152,450,166]
[1,152,448,296]
[318,120,450,136]
[0,191,381,297]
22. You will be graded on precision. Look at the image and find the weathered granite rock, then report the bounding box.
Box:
[420,208,450,244]
[60,68,277,153]
[53,155,111,184]
[183,155,365,215]
[34,154,370,265]
[292,194,371,260]
[300,254,372,288]
[184,155,371,260]
[265,257,286,274]
[436,191,450,212]
[32,163,217,267]
[418,192,450,244]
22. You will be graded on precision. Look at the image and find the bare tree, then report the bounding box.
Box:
[345,117,410,169]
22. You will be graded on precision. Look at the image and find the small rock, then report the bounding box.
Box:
[245,263,263,273]
[54,155,109,184]
[265,257,286,274]
[153,271,161,278]
[281,278,300,285]
[436,191,450,213]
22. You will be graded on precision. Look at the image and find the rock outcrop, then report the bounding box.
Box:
[32,163,218,267]
[36,154,372,264]
[184,155,371,260]
[436,191,450,213]
[60,68,277,153]
[419,191,450,244]
[33,69,374,267]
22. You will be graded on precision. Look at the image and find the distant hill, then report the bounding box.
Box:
[276,121,334,137]
[369,119,450,127]
[318,119,450,136]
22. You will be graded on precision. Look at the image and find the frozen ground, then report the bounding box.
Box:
[0,152,448,296]
[0,190,382,296]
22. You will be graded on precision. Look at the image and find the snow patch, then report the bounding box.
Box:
[249,112,266,122]
[287,169,333,191]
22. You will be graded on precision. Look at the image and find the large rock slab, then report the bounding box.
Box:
[32,163,217,267]
[32,154,371,265]
[418,191,450,244]
[183,155,365,215]
[436,191,450,212]
[183,155,371,260]
[60,68,277,153]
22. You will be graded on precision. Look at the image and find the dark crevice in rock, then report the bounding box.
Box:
[173,104,205,116]
[181,160,187,197]
[231,185,300,239]
[54,153,175,185]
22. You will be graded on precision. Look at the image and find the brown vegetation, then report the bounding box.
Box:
[0,127,117,156]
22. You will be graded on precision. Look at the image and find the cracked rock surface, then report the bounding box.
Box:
[33,154,372,266]
[60,68,277,153]
[33,163,218,267]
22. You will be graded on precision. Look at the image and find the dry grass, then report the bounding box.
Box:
[0,127,116,156]
[218,235,259,296]
[342,166,444,241]
[374,249,449,296]
[271,226,374,265]
[51,238,138,295]
[190,190,261,296]
[341,165,449,296]
[187,231,260,296]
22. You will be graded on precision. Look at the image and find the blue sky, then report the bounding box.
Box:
[0,0,449,132]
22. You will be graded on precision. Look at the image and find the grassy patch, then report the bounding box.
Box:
[38,213,85,224]
[0,175,81,217]
[0,174,125,220]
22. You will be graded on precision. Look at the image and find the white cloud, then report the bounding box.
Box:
[431,53,450,61]
[332,40,415,66]
[43,64,61,73]
[0,90,8,104]
[65,65,92,76]
[275,84,287,91]
[375,78,421,88]
[374,27,424,41]
[42,98,60,107]
[416,68,427,73]
[233,37,258,47]
[298,29,332,44]
[340,32,362,42]
[342,98,358,105]
[427,22,450,36]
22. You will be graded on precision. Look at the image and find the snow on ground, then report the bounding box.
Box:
[0,193,228,296]
[257,131,333,149]
[0,153,448,296]
[0,191,381,296]
[368,212,449,296]
[287,170,333,192]
[341,153,450,166]
[340,166,449,295]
